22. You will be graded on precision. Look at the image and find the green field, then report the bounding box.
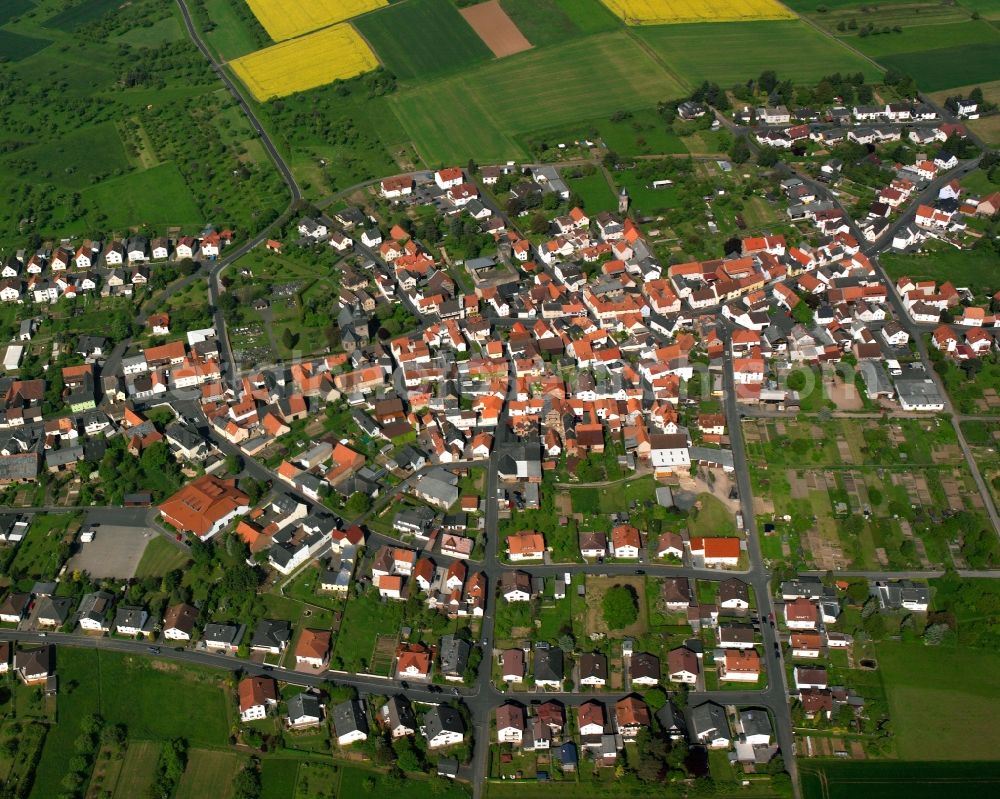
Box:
[881,245,1000,295]
[30,648,102,799]
[355,0,492,82]
[116,14,184,46]
[260,758,298,799]
[175,748,243,799]
[1,121,131,189]
[787,0,916,8]
[202,0,269,61]
[8,513,80,583]
[94,651,231,746]
[112,741,162,799]
[83,162,204,228]
[0,0,34,25]
[500,0,618,46]
[852,19,1000,58]
[42,0,117,31]
[0,29,51,61]
[637,20,881,87]
[134,535,191,578]
[877,642,1000,759]
[333,588,404,672]
[880,43,1000,91]
[801,761,1000,799]
[390,30,687,164]
[568,172,618,212]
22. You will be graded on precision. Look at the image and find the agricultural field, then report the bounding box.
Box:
[637,20,881,87]
[601,0,794,24]
[175,749,243,799]
[801,761,1000,799]
[231,24,378,100]
[877,642,1000,760]
[850,19,1000,59]
[353,0,492,82]
[243,0,385,41]
[879,43,1000,92]
[112,741,162,799]
[499,0,620,46]
[0,29,51,61]
[389,31,686,164]
[460,0,532,58]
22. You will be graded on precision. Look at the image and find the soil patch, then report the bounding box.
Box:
[460,0,532,58]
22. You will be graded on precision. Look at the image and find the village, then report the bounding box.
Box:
[0,85,998,799]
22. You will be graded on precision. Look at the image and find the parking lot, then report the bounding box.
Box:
[67,523,160,579]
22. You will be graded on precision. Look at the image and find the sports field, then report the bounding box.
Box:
[354,0,492,81]
[637,20,882,86]
[231,24,378,100]
[601,0,794,24]
[243,0,386,41]
[390,31,687,164]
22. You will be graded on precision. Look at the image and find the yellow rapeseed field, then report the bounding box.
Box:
[231,24,379,100]
[600,0,795,25]
[244,0,387,42]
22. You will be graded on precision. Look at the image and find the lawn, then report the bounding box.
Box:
[389,30,687,164]
[338,765,471,799]
[9,512,81,583]
[636,20,881,86]
[175,749,243,799]
[82,162,203,228]
[801,761,1000,799]
[614,168,686,214]
[134,536,190,578]
[687,493,737,536]
[879,43,1000,91]
[112,741,161,799]
[568,172,617,213]
[877,641,1000,759]
[354,0,492,82]
[333,587,404,672]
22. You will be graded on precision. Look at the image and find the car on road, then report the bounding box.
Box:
[37,632,46,638]
[635,569,645,575]
[148,646,161,654]
[262,665,273,672]
[452,688,460,696]
[401,681,410,689]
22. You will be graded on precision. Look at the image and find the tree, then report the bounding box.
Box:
[226,453,243,475]
[602,584,639,628]
[282,327,298,350]
[729,136,751,164]
[345,491,371,517]
[756,146,780,167]
[758,70,778,94]
[529,212,549,235]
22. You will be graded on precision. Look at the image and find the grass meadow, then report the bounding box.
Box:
[175,749,243,799]
[389,30,686,164]
[355,0,492,81]
[877,642,1000,759]
[852,19,1000,58]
